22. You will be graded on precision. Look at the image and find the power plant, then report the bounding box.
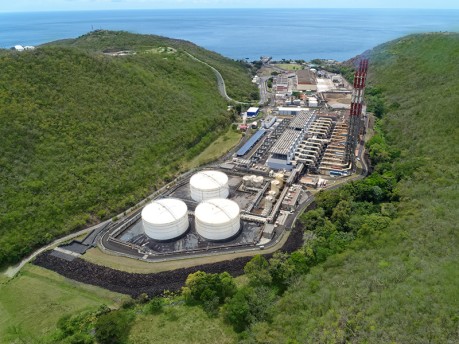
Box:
[99,58,369,261]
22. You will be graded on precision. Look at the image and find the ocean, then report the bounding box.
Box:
[1,8,458,61]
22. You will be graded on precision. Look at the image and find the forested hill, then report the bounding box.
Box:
[48,30,259,101]
[0,31,256,267]
[245,33,459,342]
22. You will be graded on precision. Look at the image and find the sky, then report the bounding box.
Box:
[1,0,459,13]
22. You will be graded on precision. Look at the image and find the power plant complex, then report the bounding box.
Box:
[99,59,369,261]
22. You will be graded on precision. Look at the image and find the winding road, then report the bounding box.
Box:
[3,221,110,278]
[184,51,251,105]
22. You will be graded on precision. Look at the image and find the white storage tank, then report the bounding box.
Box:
[190,170,229,202]
[271,179,281,194]
[195,199,240,241]
[274,173,284,187]
[243,175,252,187]
[264,195,275,207]
[253,176,264,188]
[142,198,189,241]
[268,190,278,198]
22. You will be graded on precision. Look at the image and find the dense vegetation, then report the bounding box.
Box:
[50,30,259,102]
[244,33,459,343]
[0,31,256,267]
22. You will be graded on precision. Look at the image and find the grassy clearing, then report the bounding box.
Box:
[128,305,237,344]
[273,63,303,70]
[0,264,127,343]
[182,128,242,169]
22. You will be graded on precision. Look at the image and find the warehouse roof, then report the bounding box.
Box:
[296,69,316,84]
[289,111,315,130]
[270,129,302,155]
[236,129,266,156]
[278,107,307,113]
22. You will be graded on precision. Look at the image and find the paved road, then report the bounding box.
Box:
[184,51,251,105]
[3,220,110,278]
[258,76,271,105]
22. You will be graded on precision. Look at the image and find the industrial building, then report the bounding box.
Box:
[236,129,266,157]
[278,107,308,116]
[267,129,303,170]
[288,111,316,131]
[307,97,319,107]
[263,116,277,129]
[96,58,369,262]
[281,184,302,211]
[247,107,260,117]
[296,69,318,92]
[273,73,296,95]
[319,119,350,175]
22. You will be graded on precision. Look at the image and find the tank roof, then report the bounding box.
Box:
[142,198,188,225]
[195,199,240,224]
[190,170,228,190]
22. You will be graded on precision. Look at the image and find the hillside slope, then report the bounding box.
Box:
[246,33,459,343]
[0,31,255,267]
[49,30,258,102]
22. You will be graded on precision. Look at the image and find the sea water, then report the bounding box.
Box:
[0,8,458,61]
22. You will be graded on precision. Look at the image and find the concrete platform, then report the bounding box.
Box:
[117,217,263,254]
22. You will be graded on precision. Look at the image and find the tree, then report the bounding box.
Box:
[331,200,352,230]
[268,252,295,293]
[94,311,133,344]
[357,214,391,238]
[244,255,272,286]
[222,288,251,332]
[182,271,237,314]
[287,251,310,275]
[300,208,326,231]
[223,286,276,332]
[146,297,163,314]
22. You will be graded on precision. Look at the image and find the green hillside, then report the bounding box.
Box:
[0,31,256,267]
[50,30,259,102]
[245,33,459,343]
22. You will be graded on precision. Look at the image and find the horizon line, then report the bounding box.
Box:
[1,7,459,14]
